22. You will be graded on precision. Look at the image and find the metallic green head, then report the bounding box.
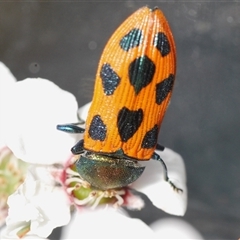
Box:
[75,152,145,190]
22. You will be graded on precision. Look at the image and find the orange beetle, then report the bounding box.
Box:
[58,6,181,192]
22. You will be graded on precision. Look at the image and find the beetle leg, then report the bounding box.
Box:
[57,124,85,133]
[156,143,165,151]
[71,139,85,155]
[152,152,183,193]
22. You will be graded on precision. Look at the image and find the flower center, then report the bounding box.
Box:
[62,161,127,209]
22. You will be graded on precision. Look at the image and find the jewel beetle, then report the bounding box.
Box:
[57,6,182,192]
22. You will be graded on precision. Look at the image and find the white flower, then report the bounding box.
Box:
[0,62,28,227]
[2,78,80,165]
[1,229,49,240]
[132,148,187,215]
[62,211,204,239]
[0,62,17,149]
[0,147,28,227]
[61,208,156,239]
[1,76,77,238]
[150,217,204,239]
[1,71,188,238]
[1,166,71,239]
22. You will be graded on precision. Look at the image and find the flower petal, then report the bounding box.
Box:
[0,147,28,227]
[77,101,91,121]
[0,62,17,149]
[2,78,79,164]
[132,148,187,216]
[150,217,203,239]
[0,225,49,240]
[4,167,71,238]
[62,208,156,239]
[0,62,17,83]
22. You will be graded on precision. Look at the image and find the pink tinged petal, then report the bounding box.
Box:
[133,148,187,216]
[150,218,204,239]
[124,190,145,210]
[4,169,71,239]
[2,78,79,164]
[62,209,156,239]
[0,62,17,149]
[0,147,28,227]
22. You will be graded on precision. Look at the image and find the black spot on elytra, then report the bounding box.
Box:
[100,63,120,95]
[117,107,143,142]
[156,74,174,105]
[88,115,107,141]
[153,32,170,57]
[141,125,158,149]
[120,28,143,51]
[129,55,155,94]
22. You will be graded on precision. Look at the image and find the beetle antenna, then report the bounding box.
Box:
[152,152,183,193]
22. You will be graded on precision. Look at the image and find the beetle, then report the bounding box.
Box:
[57,6,182,192]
